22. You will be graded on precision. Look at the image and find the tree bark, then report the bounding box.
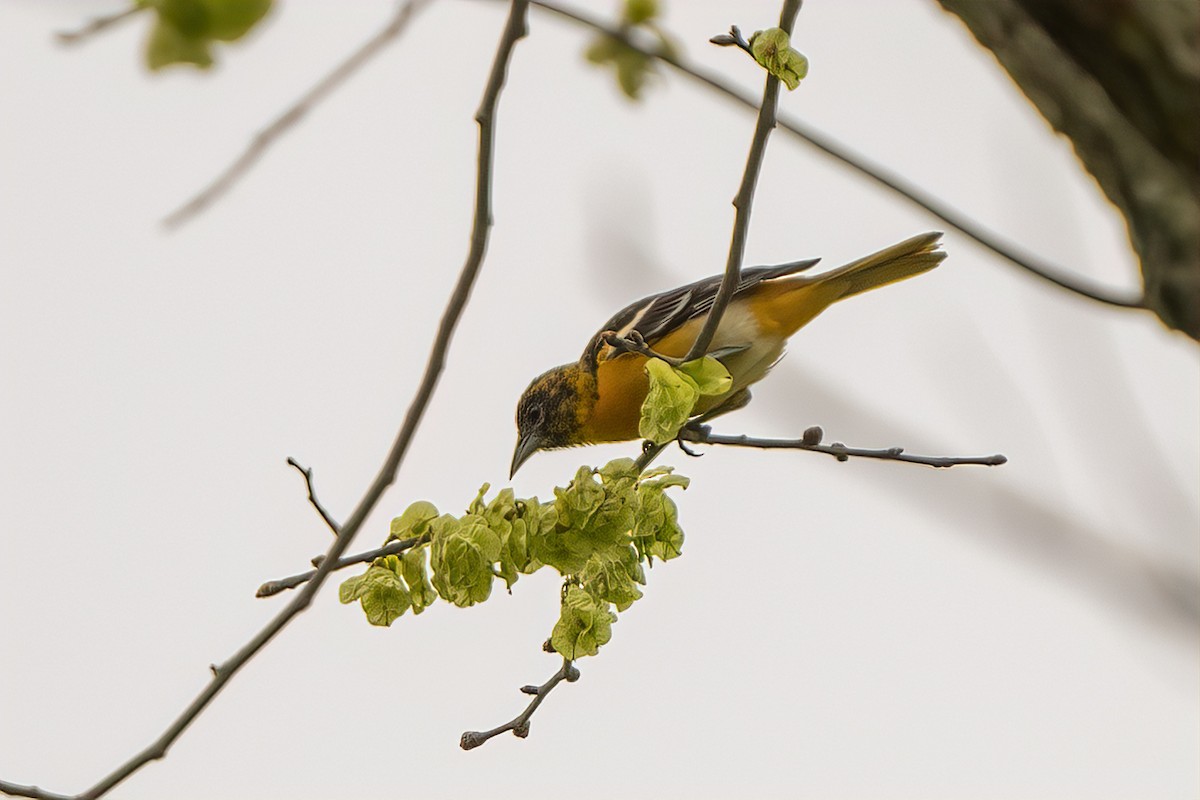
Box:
[937,0,1200,340]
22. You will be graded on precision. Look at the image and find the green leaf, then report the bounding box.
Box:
[639,358,699,444]
[429,515,501,608]
[143,0,272,71]
[146,17,213,70]
[338,555,411,627]
[678,356,732,397]
[400,548,437,614]
[496,496,545,588]
[553,466,607,530]
[748,28,808,90]
[581,546,645,611]
[582,2,676,101]
[633,470,689,561]
[551,586,616,659]
[389,500,439,542]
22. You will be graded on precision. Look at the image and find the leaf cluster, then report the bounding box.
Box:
[340,459,689,660]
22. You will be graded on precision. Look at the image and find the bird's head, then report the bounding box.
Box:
[511,363,596,478]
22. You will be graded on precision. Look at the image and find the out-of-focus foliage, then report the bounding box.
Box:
[138,0,273,70]
[585,0,678,100]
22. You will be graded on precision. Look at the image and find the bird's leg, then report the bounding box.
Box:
[677,389,752,454]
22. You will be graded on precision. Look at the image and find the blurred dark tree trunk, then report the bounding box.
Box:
[937,0,1199,341]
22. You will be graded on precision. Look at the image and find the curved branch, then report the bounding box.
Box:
[460,658,579,749]
[683,0,803,362]
[0,3,530,798]
[524,0,1147,312]
[161,0,433,229]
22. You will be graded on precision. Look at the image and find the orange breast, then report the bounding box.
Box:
[580,354,650,443]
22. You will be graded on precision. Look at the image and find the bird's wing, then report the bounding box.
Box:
[580,257,820,369]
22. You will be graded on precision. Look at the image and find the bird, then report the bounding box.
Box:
[511,231,946,477]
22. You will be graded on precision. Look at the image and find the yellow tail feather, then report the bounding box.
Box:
[758,231,945,336]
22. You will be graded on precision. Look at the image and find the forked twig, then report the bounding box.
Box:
[460,658,579,749]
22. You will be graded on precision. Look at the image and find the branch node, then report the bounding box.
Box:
[459,731,486,750]
[461,658,575,750]
[689,427,1006,469]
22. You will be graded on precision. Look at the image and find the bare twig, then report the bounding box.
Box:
[0,784,70,800]
[709,25,752,55]
[56,5,144,45]
[684,0,803,362]
[681,424,1007,468]
[0,4,529,799]
[255,535,425,597]
[523,0,1147,311]
[286,457,341,536]
[460,658,580,749]
[161,0,433,229]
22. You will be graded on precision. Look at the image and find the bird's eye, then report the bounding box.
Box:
[529,407,543,425]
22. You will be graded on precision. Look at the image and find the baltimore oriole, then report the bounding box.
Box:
[511,231,946,476]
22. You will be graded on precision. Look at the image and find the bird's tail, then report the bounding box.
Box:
[814,231,945,301]
[757,231,945,336]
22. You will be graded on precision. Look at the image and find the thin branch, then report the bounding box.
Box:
[56,5,144,45]
[681,424,1007,468]
[602,330,685,366]
[0,4,529,799]
[683,0,803,362]
[709,25,752,56]
[523,0,1147,311]
[634,440,669,472]
[255,535,424,598]
[459,658,579,749]
[0,784,70,800]
[160,0,434,230]
[286,457,341,536]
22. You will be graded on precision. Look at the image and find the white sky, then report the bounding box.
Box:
[2,1,1197,798]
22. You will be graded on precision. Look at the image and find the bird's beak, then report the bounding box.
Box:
[510,433,540,479]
